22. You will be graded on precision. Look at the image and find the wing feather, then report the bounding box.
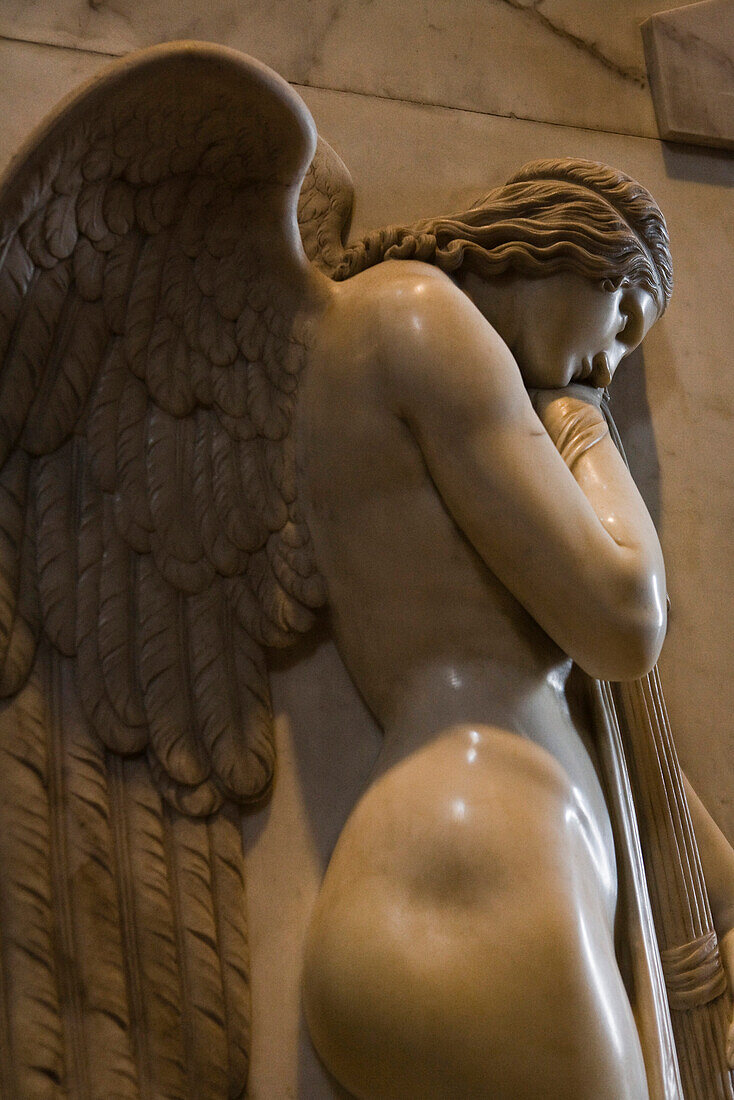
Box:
[247,357,292,440]
[87,339,127,493]
[192,410,248,578]
[48,652,139,1098]
[0,658,64,1099]
[22,297,107,456]
[98,495,146,728]
[77,179,109,244]
[147,313,196,417]
[239,435,288,533]
[104,233,143,336]
[211,355,250,419]
[124,230,170,383]
[136,553,209,788]
[0,264,70,458]
[0,450,39,697]
[164,807,230,1099]
[297,136,354,274]
[187,585,273,801]
[210,415,268,553]
[146,405,214,594]
[114,373,153,553]
[0,233,34,372]
[146,749,223,817]
[76,463,147,754]
[248,545,315,636]
[44,190,78,261]
[208,806,251,1094]
[73,235,106,302]
[116,755,189,1099]
[21,206,59,269]
[34,444,77,657]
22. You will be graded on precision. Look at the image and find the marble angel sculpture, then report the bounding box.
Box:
[0,39,733,1100]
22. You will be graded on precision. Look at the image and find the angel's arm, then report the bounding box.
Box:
[381,268,666,682]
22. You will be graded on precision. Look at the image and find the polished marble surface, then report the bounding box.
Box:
[0,0,680,138]
[0,34,732,1098]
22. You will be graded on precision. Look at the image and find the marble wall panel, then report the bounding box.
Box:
[0,38,733,1098]
[0,0,677,138]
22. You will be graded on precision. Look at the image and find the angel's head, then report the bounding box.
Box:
[335,158,672,388]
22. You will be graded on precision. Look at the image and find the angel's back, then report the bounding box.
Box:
[299,259,650,1099]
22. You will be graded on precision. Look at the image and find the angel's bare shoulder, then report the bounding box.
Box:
[330,258,478,334]
[319,259,526,428]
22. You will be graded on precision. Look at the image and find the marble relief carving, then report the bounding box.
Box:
[1,39,734,1100]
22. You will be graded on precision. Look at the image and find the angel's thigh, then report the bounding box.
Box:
[303,724,649,1100]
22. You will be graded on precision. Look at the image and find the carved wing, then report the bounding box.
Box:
[298,136,354,274]
[0,42,329,1097]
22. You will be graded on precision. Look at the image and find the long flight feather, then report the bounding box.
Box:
[47,650,139,1098]
[208,806,251,1097]
[163,806,229,1099]
[0,650,65,1098]
[115,754,189,1099]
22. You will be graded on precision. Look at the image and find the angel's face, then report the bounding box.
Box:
[509,273,659,390]
[465,271,659,391]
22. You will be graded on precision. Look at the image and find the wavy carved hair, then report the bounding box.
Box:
[334,158,673,313]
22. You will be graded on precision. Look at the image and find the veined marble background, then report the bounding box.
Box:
[0,5,732,1097]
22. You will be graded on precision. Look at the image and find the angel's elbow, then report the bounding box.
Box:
[579,571,667,682]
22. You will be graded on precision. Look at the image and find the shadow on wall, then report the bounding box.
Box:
[267,614,382,868]
[661,141,734,187]
[610,344,662,534]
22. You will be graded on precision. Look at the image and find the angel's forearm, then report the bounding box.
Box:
[532,389,666,665]
[536,390,662,559]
